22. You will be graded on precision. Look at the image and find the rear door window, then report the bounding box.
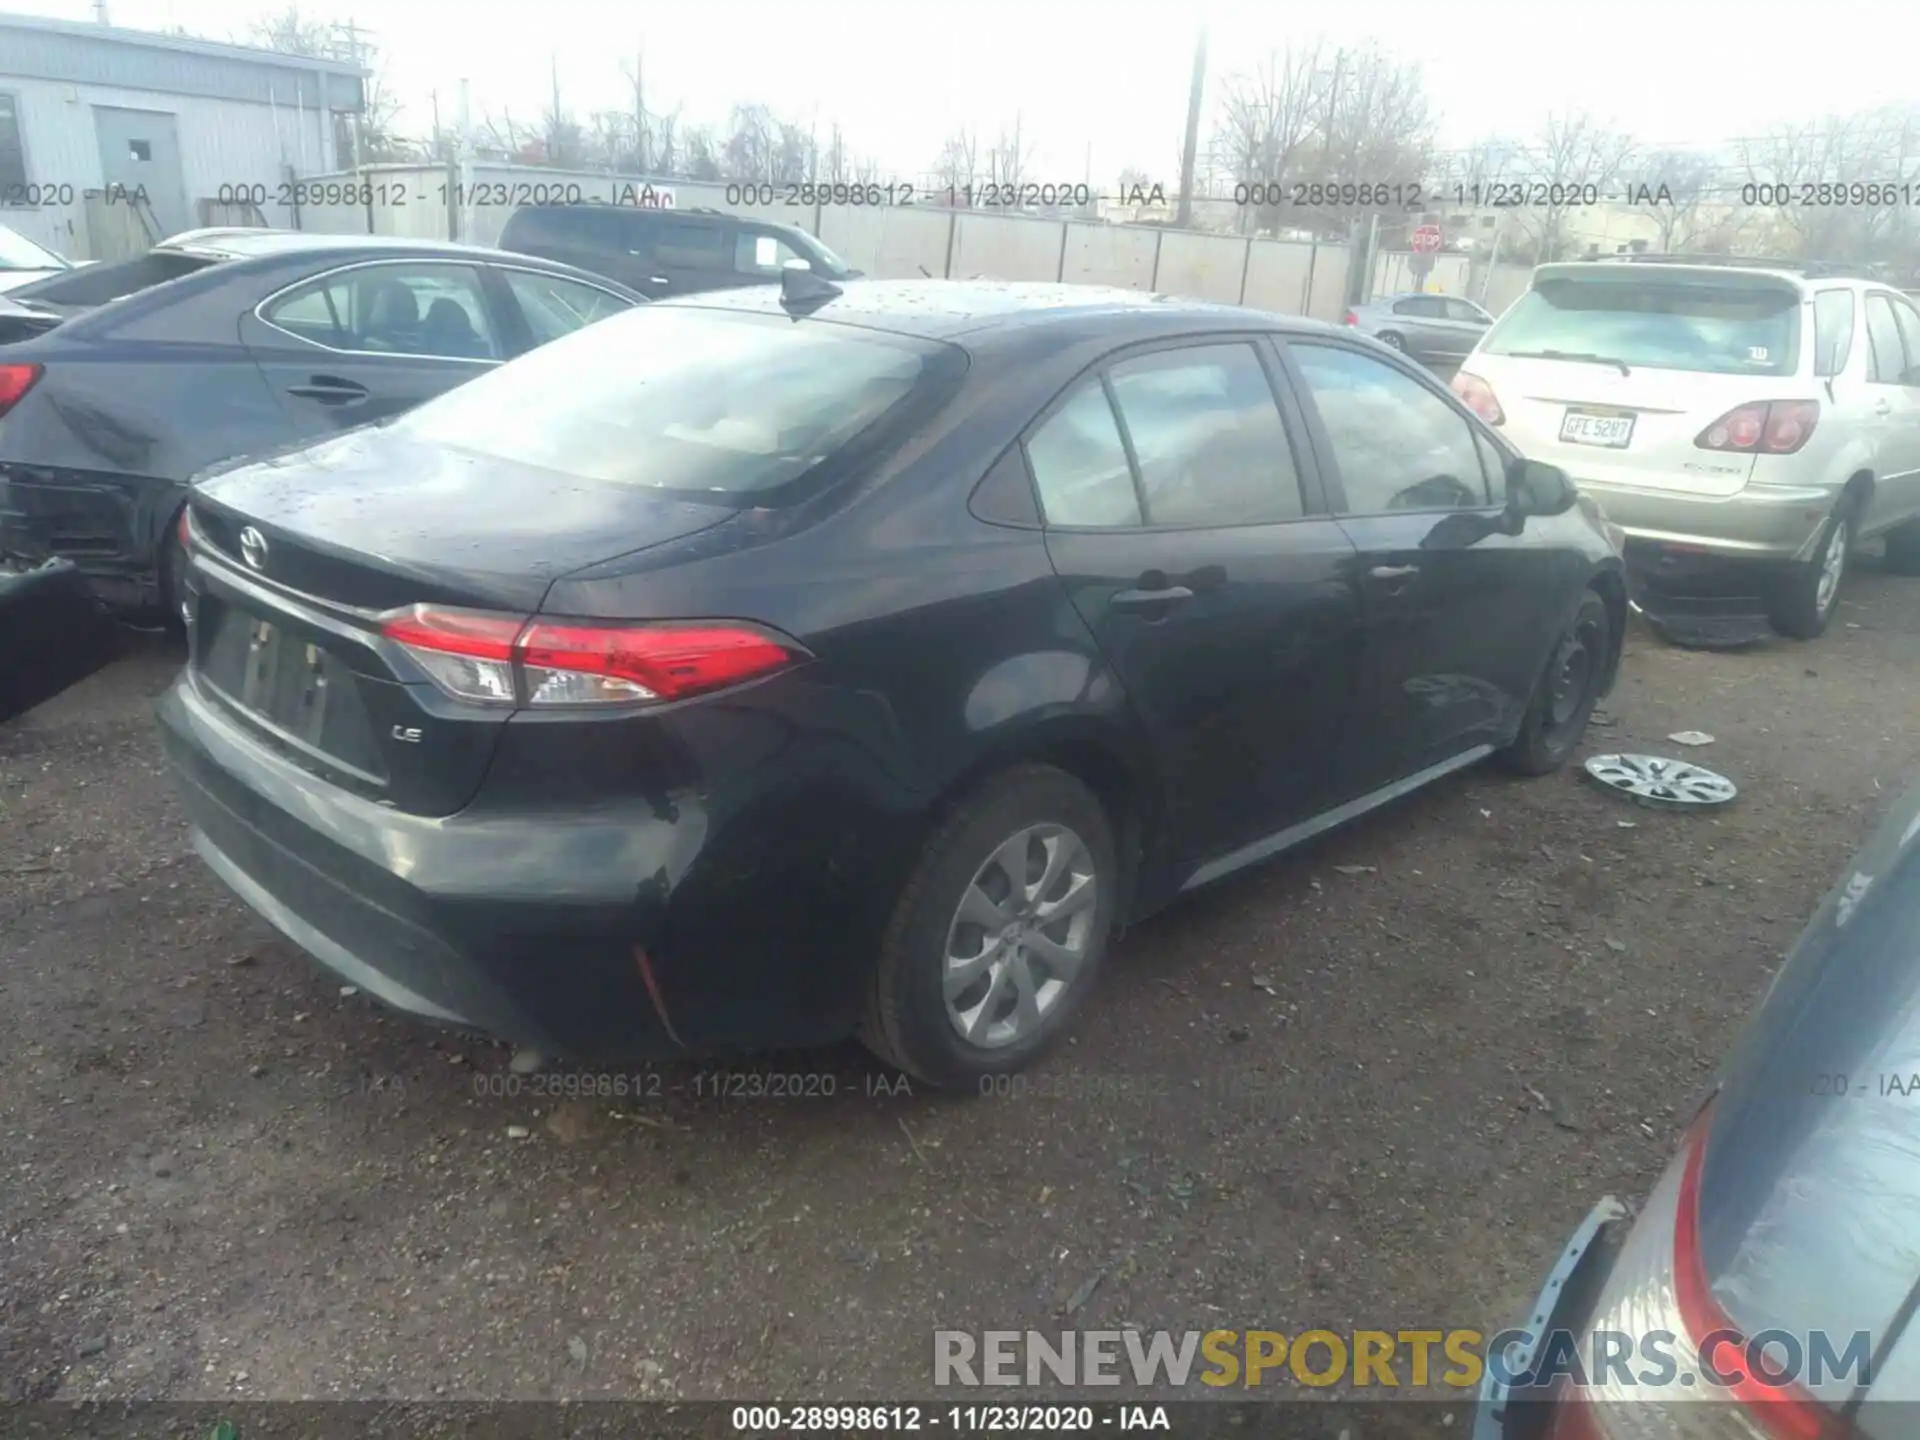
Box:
[1865,293,1908,384]
[653,219,730,269]
[1444,298,1486,323]
[1482,277,1800,377]
[262,262,500,361]
[1025,382,1142,528]
[1812,290,1855,377]
[1104,344,1306,526]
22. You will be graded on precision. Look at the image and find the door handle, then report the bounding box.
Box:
[286,376,370,406]
[1369,564,1419,580]
[1111,584,1195,612]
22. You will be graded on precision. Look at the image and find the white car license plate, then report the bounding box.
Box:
[1560,409,1635,448]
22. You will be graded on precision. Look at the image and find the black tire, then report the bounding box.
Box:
[1765,496,1854,640]
[858,764,1118,1090]
[1377,331,1406,351]
[1499,590,1611,777]
[1883,518,1920,576]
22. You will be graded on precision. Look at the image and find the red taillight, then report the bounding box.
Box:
[378,604,802,708]
[1450,369,1505,425]
[1696,401,1819,456]
[0,362,43,418]
[1550,1112,1838,1440]
[1343,310,1358,327]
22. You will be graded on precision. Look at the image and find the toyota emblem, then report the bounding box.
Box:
[238,526,268,571]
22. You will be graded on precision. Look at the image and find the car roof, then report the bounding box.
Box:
[657,278,1328,341]
[1540,258,1888,291]
[155,227,517,263]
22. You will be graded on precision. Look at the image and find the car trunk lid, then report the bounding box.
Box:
[1471,355,1769,497]
[184,424,739,816]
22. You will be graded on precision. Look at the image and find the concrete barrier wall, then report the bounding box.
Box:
[1370,249,1473,299]
[1059,222,1158,289]
[950,211,1065,282]
[818,205,953,278]
[1155,230,1249,304]
[273,164,1385,319]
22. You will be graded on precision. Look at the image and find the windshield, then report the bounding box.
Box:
[1482,278,1800,377]
[0,224,69,273]
[393,307,954,497]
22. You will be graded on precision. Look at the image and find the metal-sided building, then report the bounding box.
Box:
[0,11,365,260]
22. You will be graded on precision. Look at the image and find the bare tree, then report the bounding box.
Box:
[680,122,721,182]
[1736,109,1920,269]
[1509,111,1637,261]
[932,130,980,197]
[247,7,413,164]
[1626,148,1721,252]
[988,116,1033,191]
[1208,43,1324,233]
[1206,40,1433,238]
[722,104,779,181]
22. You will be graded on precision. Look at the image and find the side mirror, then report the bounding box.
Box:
[1507,458,1578,520]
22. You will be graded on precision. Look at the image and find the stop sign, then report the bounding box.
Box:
[1411,224,1443,253]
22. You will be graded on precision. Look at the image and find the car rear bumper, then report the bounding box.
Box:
[157,669,899,1062]
[1573,477,1835,561]
[1473,1195,1629,1440]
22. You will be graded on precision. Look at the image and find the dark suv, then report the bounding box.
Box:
[497,205,860,300]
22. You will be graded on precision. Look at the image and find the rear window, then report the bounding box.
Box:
[9,250,217,308]
[1482,278,1801,377]
[391,306,956,498]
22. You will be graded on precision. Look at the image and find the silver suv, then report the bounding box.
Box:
[1451,256,1920,641]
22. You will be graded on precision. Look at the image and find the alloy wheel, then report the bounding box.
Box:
[942,823,1098,1049]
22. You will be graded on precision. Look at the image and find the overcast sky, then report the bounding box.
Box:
[16,0,1918,182]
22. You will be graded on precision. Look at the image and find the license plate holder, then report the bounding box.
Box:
[237,615,332,740]
[1560,408,1635,449]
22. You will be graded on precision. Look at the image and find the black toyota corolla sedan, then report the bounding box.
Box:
[159,276,1627,1087]
[1477,780,1920,1440]
[0,228,640,617]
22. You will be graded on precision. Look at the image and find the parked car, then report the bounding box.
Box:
[158,276,1626,1089]
[0,222,74,294]
[1476,779,1920,1440]
[498,204,861,300]
[1451,255,1920,643]
[0,228,641,618]
[1344,291,1494,365]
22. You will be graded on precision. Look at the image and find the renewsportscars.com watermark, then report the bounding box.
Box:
[933,1328,1875,1391]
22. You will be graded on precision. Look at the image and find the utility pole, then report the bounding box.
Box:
[549,53,562,165]
[430,89,440,157]
[1175,25,1207,229]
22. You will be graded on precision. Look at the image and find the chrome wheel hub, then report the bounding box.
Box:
[1584,753,1738,808]
[942,823,1098,1049]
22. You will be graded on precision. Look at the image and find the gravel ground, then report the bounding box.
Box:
[4,556,1918,1406]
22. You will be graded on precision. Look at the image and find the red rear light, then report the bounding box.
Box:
[379,605,803,708]
[1343,310,1358,327]
[0,362,43,418]
[1696,401,1819,456]
[1549,1112,1838,1440]
[1450,369,1505,425]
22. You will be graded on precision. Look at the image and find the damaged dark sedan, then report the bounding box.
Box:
[0,228,639,617]
[159,277,1627,1088]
